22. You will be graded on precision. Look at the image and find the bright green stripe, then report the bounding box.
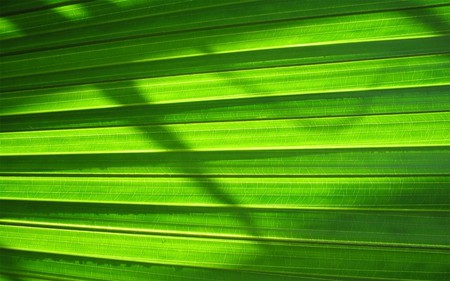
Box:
[1,112,448,155]
[2,55,449,115]
[3,4,450,78]
[1,176,448,208]
[1,147,449,175]
[1,225,449,280]
[0,17,23,40]
[1,85,450,132]
[3,1,448,55]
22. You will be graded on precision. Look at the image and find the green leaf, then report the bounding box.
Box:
[1,1,449,280]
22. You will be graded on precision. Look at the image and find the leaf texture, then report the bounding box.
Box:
[0,1,449,280]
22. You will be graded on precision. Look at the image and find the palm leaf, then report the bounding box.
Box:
[1,1,449,280]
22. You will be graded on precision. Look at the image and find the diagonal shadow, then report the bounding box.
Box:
[96,81,265,241]
[0,0,273,277]
[1,0,268,236]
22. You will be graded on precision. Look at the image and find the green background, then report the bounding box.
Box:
[0,1,449,280]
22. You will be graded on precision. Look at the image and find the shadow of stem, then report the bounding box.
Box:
[97,81,265,241]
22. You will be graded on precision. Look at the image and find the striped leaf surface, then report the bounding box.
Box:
[0,1,449,281]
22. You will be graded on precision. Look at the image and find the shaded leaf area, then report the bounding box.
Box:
[1,85,449,132]
[2,0,449,55]
[2,147,450,175]
[2,7,450,81]
[2,55,450,117]
[1,0,450,280]
[0,248,363,281]
[1,224,450,280]
[1,198,449,246]
[0,248,317,281]
[2,112,449,155]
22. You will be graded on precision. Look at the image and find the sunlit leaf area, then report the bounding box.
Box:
[0,0,449,280]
